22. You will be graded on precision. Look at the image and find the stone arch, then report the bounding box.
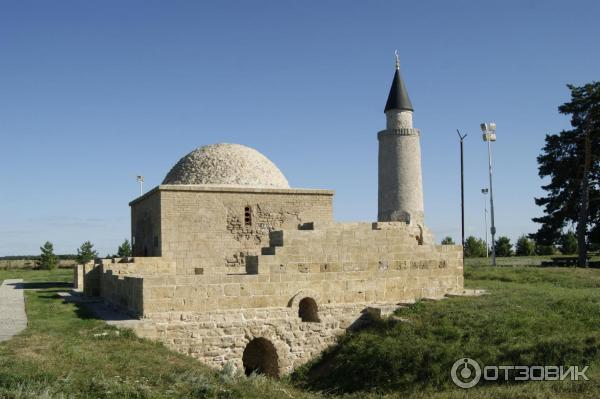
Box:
[288,289,320,308]
[298,297,320,322]
[242,337,279,377]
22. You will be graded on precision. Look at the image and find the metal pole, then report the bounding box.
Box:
[457,130,467,250]
[484,195,488,258]
[487,138,497,266]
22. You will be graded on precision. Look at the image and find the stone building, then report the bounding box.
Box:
[77,60,463,377]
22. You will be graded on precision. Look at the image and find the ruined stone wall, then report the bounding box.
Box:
[130,222,462,315]
[155,185,334,275]
[80,217,462,377]
[126,303,371,376]
[96,257,176,316]
[100,267,144,316]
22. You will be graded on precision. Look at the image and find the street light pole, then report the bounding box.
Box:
[481,123,497,266]
[457,130,467,250]
[482,188,489,258]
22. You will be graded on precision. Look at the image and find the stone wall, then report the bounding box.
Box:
[128,303,372,376]
[103,222,462,316]
[75,219,462,376]
[131,190,162,257]
[131,185,334,275]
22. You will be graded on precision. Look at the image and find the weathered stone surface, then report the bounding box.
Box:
[162,143,289,188]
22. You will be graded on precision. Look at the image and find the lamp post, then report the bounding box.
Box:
[136,175,144,197]
[481,122,497,266]
[481,188,489,257]
[457,130,467,250]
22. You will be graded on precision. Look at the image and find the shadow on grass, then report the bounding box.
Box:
[10,280,136,322]
[11,281,72,290]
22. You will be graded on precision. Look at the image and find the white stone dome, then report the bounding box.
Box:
[162,143,290,188]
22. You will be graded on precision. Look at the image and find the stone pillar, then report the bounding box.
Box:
[377,109,424,226]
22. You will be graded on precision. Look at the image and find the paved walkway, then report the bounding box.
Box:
[0,279,27,342]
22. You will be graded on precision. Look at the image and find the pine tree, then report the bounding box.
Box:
[532,82,600,266]
[495,236,513,257]
[117,239,132,257]
[39,241,58,270]
[515,235,536,256]
[76,241,98,264]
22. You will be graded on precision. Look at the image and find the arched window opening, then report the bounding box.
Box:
[298,297,320,322]
[242,337,279,377]
[244,206,252,226]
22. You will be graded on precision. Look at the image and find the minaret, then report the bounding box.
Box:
[377,53,424,227]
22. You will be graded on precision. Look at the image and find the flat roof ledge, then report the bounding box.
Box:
[129,184,334,206]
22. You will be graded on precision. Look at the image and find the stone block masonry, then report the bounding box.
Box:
[78,219,462,376]
[130,185,334,276]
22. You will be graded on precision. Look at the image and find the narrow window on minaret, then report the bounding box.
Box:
[244,206,252,226]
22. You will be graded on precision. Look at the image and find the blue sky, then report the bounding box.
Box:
[1,0,598,256]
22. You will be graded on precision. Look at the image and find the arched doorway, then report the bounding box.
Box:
[298,297,320,322]
[242,337,279,377]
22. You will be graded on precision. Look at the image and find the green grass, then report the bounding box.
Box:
[465,255,600,267]
[465,256,552,267]
[0,268,73,286]
[1,266,600,398]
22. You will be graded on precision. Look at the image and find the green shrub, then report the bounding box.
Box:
[440,236,455,245]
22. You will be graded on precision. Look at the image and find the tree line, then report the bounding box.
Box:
[37,239,132,270]
[440,232,579,258]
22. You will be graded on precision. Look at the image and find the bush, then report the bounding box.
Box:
[560,231,578,255]
[440,236,455,245]
[495,236,513,257]
[464,236,487,258]
[515,235,536,256]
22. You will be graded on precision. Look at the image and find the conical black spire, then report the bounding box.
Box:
[384,67,413,112]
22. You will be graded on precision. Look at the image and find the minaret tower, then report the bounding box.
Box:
[378,53,424,227]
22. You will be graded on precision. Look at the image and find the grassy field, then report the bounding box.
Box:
[465,256,552,267]
[1,265,599,398]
